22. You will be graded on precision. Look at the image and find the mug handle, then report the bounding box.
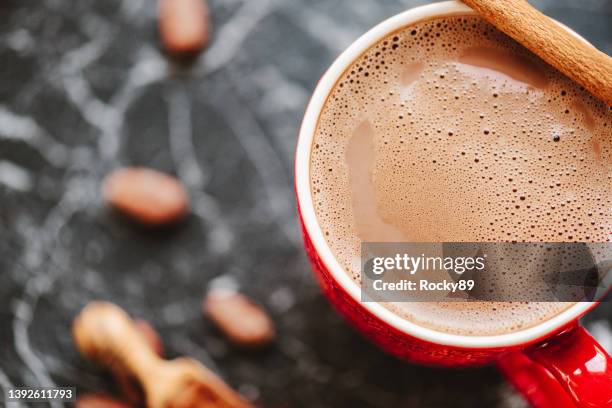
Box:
[498,324,612,408]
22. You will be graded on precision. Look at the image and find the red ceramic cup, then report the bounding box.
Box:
[294,2,612,407]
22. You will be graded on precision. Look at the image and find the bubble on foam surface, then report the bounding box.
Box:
[310,16,611,336]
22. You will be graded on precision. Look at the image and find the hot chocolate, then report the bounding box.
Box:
[310,15,610,335]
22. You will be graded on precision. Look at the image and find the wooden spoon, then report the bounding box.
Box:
[462,0,612,105]
[73,301,252,408]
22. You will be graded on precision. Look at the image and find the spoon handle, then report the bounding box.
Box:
[72,302,163,386]
[462,0,612,105]
[73,302,253,408]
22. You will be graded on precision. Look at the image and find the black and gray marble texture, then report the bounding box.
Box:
[0,0,610,407]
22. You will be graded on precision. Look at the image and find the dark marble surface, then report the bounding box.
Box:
[0,0,610,407]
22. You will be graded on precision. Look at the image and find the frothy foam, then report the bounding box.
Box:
[310,16,611,336]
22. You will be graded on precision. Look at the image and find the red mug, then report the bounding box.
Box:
[294,2,612,407]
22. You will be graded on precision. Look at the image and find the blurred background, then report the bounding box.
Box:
[0,0,610,407]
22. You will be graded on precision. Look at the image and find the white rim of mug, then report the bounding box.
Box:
[295,0,596,348]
